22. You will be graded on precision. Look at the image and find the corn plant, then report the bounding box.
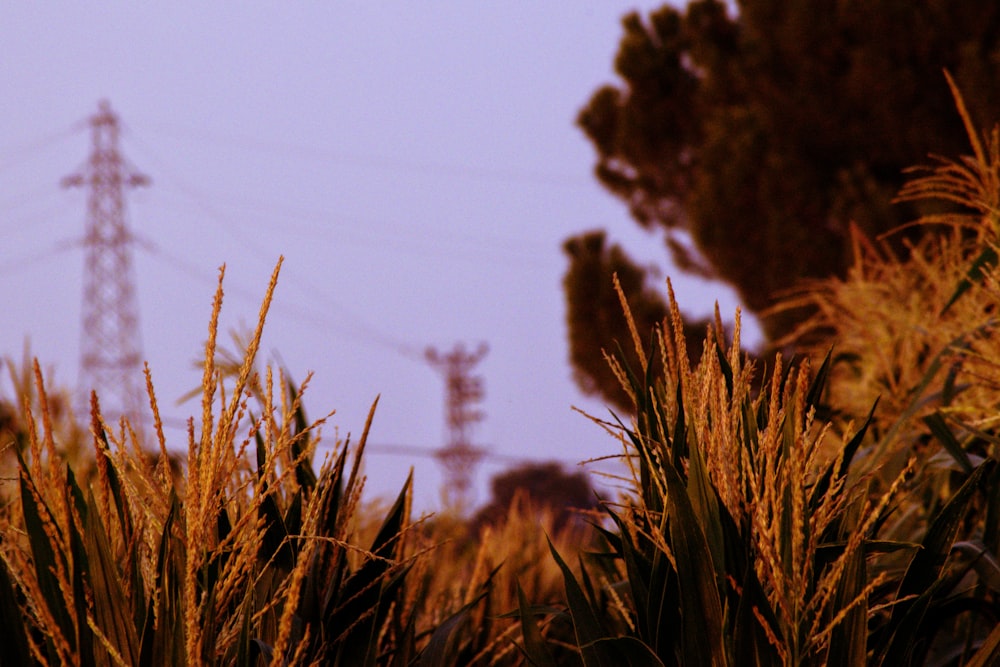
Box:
[532,273,1000,665]
[0,260,449,665]
[0,256,604,666]
[409,493,594,666]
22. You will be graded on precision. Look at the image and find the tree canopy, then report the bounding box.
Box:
[565,0,1000,408]
[471,461,596,533]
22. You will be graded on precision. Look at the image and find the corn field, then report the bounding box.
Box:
[4,80,1000,665]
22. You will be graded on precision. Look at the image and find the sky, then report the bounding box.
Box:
[0,3,758,513]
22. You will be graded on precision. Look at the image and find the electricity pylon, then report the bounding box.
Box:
[62,100,148,426]
[425,342,488,511]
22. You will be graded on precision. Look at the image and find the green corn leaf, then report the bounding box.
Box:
[868,326,991,480]
[286,377,318,491]
[826,540,868,667]
[249,639,277,665]
[337,562,412,667]
[901,459,996,596]
[586,637,665,667]
[92,423,147,634]
[368,471,411,561]
[63,465,97,666]
[93,423,133,546]
[83,488,140,666]
[258,490,293,572]
[0,552,34,667]
[234,593,254,667]
[577,551,604,616]
[645,544,678,659]
[984,463,1000,557]
[815,540,921,562]
[516,581,558,667]
[253,421,295,572]
[254,422,267,477]
[875,459,996,666]
[950,540,1000,591]
[923,412,974,474]
[589,519,623,554]
[713,491,779,667]
[18,465,76,655]
[658,458,728,667]
[941,245,998,315]
[643,331,661,413]
[301,449,350,624]
[671,381,687,475]
[390,594,419,667]
[418,570,497,667]
[138,493,185,667]
[685,431,725,596]
[611,411,662,517]
[328,474,412,667]
[741,395,761,464]
[715,343,734,398]
[732,557,782,667]
[603,512,655,645]
[548,537,617,666]
[614,340,645,410]
[804,349,833,412]
[810,399,877,509]
[284,490,303,538]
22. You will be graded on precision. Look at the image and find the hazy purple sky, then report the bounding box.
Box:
[0,3,758,511]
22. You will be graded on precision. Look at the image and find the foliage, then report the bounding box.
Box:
[768,74,1000,664]
[777,74,1000,440]
[0,261,409,665]
[1,346,88,487]
[470,461,597,534]
[565,0,1000,408]
[0,261,592,666]
[412,498,590,666]
[540,278,1000,665]
[531,81,1000,666]
[11,71,1000,663]
[563,231,714,413]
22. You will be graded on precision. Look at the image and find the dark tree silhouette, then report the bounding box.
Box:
[563,230,711,413]
[471,461,597,533]
[566,0,1000,408]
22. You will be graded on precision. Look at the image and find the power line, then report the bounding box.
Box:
[141,120,592,190]
[364,442,563,467]
[140,240,424,361]
[118,129,462,361]
[0,243,72,278]
[0,122,84,178]
[121,127,554,270]
[5,111,562,509]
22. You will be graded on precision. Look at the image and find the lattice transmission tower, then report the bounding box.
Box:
[425,342,488,511]
[62,100,148,425]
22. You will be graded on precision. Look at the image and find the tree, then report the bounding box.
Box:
[471,461,597,533]
[565,0,1000,407]
[563,230,712,413]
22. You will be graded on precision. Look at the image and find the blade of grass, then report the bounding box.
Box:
[923,412,974,474]
[548,537,617,667]
[17,460,75,657]
[659,458,728,667]
[0,553,34,666]
[876,459,996,666]
[516,581,558,667]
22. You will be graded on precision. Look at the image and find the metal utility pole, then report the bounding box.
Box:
[425,342,488,511]
[63,100,148,426]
